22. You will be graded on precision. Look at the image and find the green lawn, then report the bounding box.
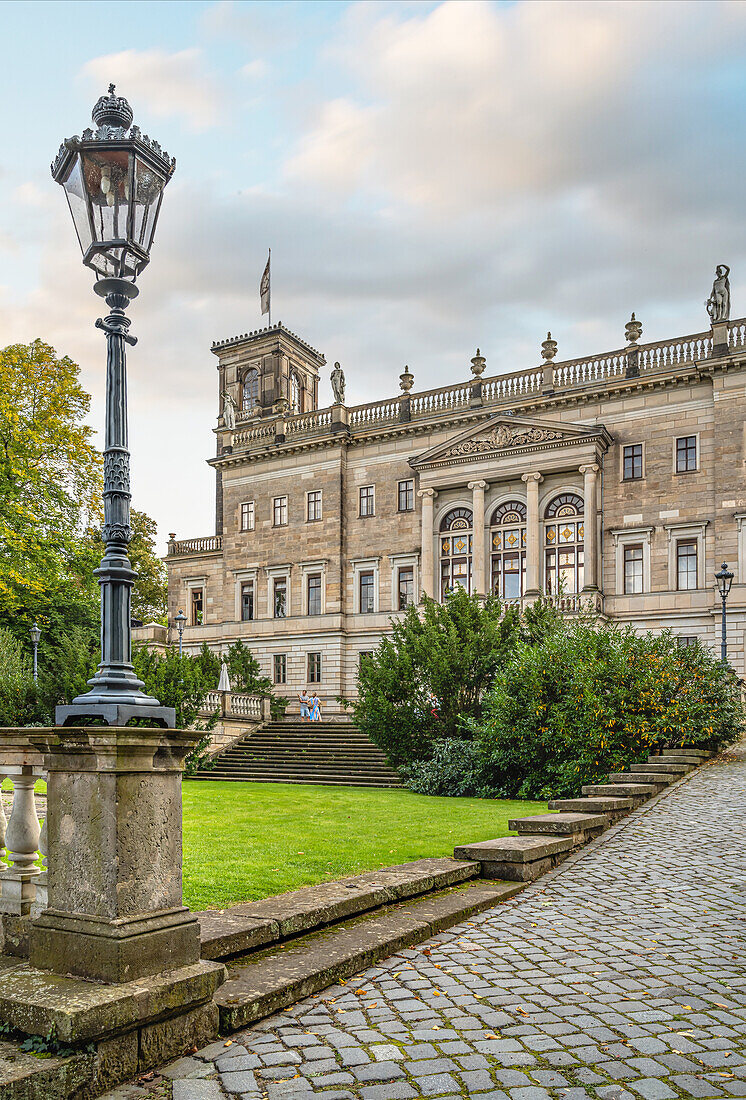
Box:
[182,780,546,911]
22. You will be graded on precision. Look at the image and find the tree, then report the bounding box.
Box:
[350,588,521,767]
[224,640,274,695]
[0,627,35,726]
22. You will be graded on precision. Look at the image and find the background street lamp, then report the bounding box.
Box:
[52,86,176,727]
[29,622,41,683]
[175,608,187,657]
[715,561,734,665]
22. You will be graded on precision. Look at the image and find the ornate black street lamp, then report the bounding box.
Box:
[715,561,734,665]
[174,609,187,657]
[29,622,41,683]
[52,86,176,727]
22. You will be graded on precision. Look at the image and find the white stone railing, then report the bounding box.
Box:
[637,331,712,372]
[200,691,270,722]
[284,409,333,435]
[554,351,626,388]
[481,368,543,402]
[0,734,46,924]
[169,535,223,556]
[349,399,401,427]
[233,422,275,447]
[729,319,746,349]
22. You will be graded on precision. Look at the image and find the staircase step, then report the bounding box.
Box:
[631,762,690,775]
[548,796,636,815]
[657,747,711,759]
[650,753,706,764]
[454,835,574,882]
[215,880,520,1032]
[582,782,657,798]
[508,812,609,837]
[606,772,673,786]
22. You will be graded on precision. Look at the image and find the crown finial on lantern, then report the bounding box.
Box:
[92,85,134,131]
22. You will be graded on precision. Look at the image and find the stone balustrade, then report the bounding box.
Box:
[0,733,46,940]
[201,690,270,722]
[169,534,223,555]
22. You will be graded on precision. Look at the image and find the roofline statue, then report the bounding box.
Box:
[330,362,346,405]
[221,390,237,430]
[706,264,730,323]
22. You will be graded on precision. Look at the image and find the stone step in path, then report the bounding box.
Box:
[194,719,402,788]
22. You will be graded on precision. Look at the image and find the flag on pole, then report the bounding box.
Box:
[260,249,271,319]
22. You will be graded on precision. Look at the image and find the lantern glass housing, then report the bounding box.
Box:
[716,562,734,599]
[29,622,41,646]
[175,609,187,627]
[52,85,174,282]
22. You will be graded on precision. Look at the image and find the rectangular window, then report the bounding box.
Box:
[308,652,322,683]
[307,573,322,616]
[398,566,414,610]
[623,444,643,481]
[273,496,288,526]
[623,545,644,594]
[240,501,255,531]
[190,587,203,626]
[273,654,286,684]
[677,540,698,590]
[676,435,697,473]
[359,485,375,517]
[273,577,287,618]
[307,490,322,522]
[678,636,698,648]
[398,479,414,512]
[359,570,375,613]
[240,581,254,622]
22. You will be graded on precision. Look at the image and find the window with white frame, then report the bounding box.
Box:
[242,369,259,410]
[307,573,322,616]
[190,587,204,625]
[398,479,414,512]
[352,559,379,613]
[678,636,698,649]
[622,444,643,481]
[307,490,322,522]
[675,435,698,473]
[273,496,288,526]
[623,544,644,594]
[240,580,254,621]
[308,652,322,683]
[677,540,698,590]
[240,501,255,531]
[273,654,286,684]
[611,526,653,596]
[360,571,375,613]
[274,577,287,617]
[398,566,414,609]
[359,485,375,517]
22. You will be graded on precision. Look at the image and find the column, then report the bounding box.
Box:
[418,488,436,598]
[521,472,543,598]
[580,463,600,590]
[468,480,488,595]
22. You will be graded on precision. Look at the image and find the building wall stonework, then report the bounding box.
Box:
[159,313,746,710]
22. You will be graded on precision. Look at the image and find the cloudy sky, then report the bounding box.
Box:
[2,0,746,549]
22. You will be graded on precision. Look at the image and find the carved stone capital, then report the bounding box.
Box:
[521,471,544,484]
[418,488,437,500]
[579,463,600,476]
[467,480,488,492]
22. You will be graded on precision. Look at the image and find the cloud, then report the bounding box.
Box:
[80,49,223,132]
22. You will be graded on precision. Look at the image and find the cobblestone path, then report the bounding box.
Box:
[110,744,746,1100]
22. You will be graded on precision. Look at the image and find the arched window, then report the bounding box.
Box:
[544,493,584,594]
[290,372,301,415]
[490,500,527,601]
[241,369,259,411]
[439,508,473,599]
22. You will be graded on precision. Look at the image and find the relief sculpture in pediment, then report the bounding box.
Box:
[446,424,564,457]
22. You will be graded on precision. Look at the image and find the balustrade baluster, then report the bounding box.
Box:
[0,769,41,917]
[0,772,7,872]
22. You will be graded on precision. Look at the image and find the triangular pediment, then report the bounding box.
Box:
[411,414,610,469]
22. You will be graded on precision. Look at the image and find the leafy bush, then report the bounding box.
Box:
[468,621,743,799]
[401,738,504,798]
[350,588,523,767]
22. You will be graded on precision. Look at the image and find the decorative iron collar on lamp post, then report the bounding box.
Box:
[715,562,734,666]
[51,86,176,728]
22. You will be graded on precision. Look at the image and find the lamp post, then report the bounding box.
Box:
[715,562,734,665]
[175,608,187,657]
[29,622,41,683]
[51,86,176,728]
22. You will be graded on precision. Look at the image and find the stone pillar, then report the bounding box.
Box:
[29,726,203,984]
[331,403,349,434]
[419,489,436,598]
[580,463,600,591]
[521,473,543,598]
[468,480,488,595]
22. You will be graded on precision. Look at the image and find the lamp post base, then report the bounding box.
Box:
[55,702,176,728]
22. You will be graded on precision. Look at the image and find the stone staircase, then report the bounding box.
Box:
[193,718,401,787]
[456,746,711,880]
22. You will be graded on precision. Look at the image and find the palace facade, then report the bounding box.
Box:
[162,286,746,707]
